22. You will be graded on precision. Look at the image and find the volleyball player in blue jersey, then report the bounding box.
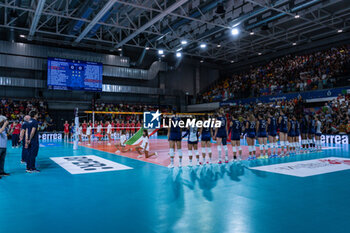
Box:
[315,115,322,151]
[295,116,301,154]
[267,111,278,157]
[256,114,268,159]
[300,115,309,153]
[213,108,228,164]
[246,114,257,160]
[308,115,316,152]
[167,109,183,168]
[200,115,213,164]
[287,115,297,155]
[278,111,288,156]
[230,114,242,161]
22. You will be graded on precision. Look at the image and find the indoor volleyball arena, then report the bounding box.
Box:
[0,0,350,233]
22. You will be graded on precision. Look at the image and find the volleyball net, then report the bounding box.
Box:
[81,111,213,144]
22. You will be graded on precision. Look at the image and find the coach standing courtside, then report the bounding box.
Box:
[26,111,40,173]
[0,115,10,178]
[19,115,31,164]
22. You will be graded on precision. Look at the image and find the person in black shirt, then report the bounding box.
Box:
[26,111,40,173]
[19,115,31,164]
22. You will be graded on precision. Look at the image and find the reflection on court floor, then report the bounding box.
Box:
[1,140,350,233]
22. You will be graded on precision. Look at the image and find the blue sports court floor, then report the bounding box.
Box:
[1,140,350,233]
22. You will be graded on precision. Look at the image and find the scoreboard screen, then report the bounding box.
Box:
[47,57,103,91]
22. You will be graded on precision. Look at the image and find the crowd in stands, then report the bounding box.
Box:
[92,102,172,122]
[223,93,350,135]
[199,45,350,103]
[0,98,54,131]
[317,94,350,134]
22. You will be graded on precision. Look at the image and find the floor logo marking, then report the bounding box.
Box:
[250,157,350,177]
[51,155,133,174]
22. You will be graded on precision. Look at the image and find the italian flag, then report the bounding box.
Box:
[125,127,159,145]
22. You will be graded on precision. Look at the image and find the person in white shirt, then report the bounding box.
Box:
[115,131,130,153]
[86,124,92,145]
[107,121,112,146]
[136,130,157,159]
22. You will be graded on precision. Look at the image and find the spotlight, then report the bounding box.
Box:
[200,43,206,48]
[19,34,26,38]
[181,40,188,45]
[217,44,221,48]
[295,15,300,19]
[338,29,343,33]
[145,47,150,50]
[176,52,182,58]
[231,28,239,35]
[200,60,204,63]
[258,52,262,55]
[118,48,122,51]
[250,31,254,35]
[292,42,297,46]
[230,60,234,63]
[161,54,165,57]
[158,49,164,55]
[176,47,183,52]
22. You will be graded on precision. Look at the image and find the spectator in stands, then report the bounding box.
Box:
[200,45,350,103]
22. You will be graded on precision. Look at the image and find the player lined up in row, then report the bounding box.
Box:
[167,108,323,168]
[63,120,143,145]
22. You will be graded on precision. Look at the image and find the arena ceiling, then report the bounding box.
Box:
[0,0,349,65]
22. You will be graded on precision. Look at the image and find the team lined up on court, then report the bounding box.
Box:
[167,108,323,168]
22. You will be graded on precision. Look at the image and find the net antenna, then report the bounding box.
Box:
[73,108,79,150]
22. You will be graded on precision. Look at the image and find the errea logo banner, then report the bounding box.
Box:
[250,157,350,177]
[51,155,132,174]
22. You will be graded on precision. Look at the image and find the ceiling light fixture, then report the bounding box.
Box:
[231,28,239,35]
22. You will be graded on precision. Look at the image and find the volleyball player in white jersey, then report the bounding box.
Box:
[115,130,130,153]
[96,122,102,142]
[136,130,157,159]
[86,124,92,145]
[183,123,200,166]
[315,115,322,151]
[107,121,112,145]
